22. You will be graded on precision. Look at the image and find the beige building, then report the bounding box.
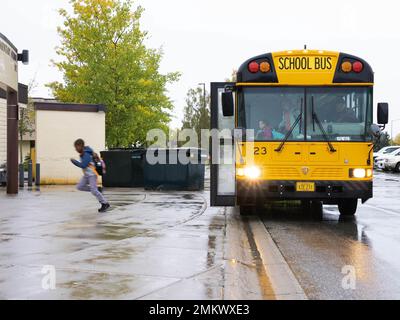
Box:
[0,32,29,193]
[34,102,106,185]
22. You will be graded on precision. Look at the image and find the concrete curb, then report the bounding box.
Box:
[249,217,308,300]
[223,208,273,300]
[223,207,307,300]
[223,208,275,300]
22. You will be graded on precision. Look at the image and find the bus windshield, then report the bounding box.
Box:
[238,87,372,142]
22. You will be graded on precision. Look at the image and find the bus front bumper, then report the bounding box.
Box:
[236,179,372,205]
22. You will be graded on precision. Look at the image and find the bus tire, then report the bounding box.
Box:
[338,199,358,216]
[239,205,255,216]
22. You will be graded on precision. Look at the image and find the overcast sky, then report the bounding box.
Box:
[2,0,400,134]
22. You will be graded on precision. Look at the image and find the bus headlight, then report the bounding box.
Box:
[237,166,262,180]
[350,168,368,178]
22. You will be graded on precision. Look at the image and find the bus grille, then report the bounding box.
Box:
[267,167,301,179]
[310,168,344,178]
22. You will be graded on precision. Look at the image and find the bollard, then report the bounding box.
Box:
[19,164,24,188]
[28,160,33,187]
[35,163,40,186]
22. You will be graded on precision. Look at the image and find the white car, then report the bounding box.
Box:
[374,146,400,162]
[374,147,400,169]
[383,150,400,172]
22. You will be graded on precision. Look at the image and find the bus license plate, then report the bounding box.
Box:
[296,182,315,192]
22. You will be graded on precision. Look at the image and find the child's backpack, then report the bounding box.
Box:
[93,154,106,176]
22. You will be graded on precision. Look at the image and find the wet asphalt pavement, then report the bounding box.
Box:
[1,171,400,300]
[260,171,400,299]
[0,178,274,300]
[0,187,225,299]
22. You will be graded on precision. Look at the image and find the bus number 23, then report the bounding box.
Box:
[254,147,267,155]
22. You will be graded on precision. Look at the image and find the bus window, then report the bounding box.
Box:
[238,87,304,141]
[306,87,372,142]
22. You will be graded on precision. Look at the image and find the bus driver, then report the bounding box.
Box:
[334,100,358,123]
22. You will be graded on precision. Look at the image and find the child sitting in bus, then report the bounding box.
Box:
[256,120,273,140]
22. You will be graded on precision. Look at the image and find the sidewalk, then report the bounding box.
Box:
[0,185,304,300]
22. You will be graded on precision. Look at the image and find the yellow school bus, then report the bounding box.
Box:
[210,49,389,216]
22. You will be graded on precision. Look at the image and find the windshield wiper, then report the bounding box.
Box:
[311,96,336,153]
[275,98,303,152]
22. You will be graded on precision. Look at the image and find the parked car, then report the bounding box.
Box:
[383,150,400,172]
[374,147,400,169]
[0,163,6,186]
[374,146,400,162]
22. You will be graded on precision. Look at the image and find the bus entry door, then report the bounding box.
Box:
[210,82,236,207]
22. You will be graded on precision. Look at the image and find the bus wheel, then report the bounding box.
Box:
[338,199,358,216]
[239,205,255,216]
[310,201,323,220]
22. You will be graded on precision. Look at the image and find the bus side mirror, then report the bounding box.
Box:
[377,103,389,125]
[222,92,234,117]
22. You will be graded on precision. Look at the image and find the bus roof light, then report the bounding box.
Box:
[248,61,259,73]
[341,61,352,73]
[260,61,271,73]
[352,61,363,73]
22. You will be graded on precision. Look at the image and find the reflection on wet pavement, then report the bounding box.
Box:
[6,170,398,299]
[260,171,400,299]
[0,184,270,300]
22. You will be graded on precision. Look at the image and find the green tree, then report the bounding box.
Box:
[181,87,210,146]
[48,0,180,147]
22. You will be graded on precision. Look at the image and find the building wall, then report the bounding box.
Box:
[36,110,105,185]
[0,98,6,164]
